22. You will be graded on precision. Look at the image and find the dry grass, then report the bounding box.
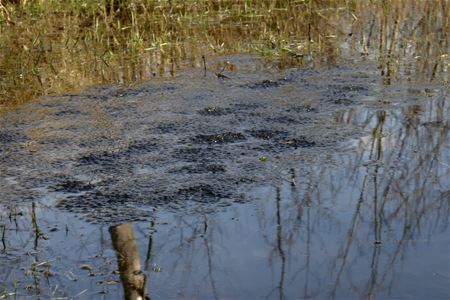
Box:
[0,0,448,108]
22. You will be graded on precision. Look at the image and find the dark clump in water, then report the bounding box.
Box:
[51,179,94,193]
[171,163,226,174]
[0,63,380,223]
[331,84,368,92]
[52,108,84,117]
[277,137,317,148]
[0,132,17,143]
[125,140,159,154]
[110,85,176,98]
[78,151,120,166]
[152,122,181,134]
[333,98,355,105]
[174,184,227,202]
[56,191,150,223]
[243,78,290,89]
[78,140,159,167]
[322,81,371,105]
[0,131,27,144]
[172,146,226,163]
[247,129,285,140]
[247,129,316,148]
[287,105,318,113]
[252,138,317,153]
[193,132,246,144]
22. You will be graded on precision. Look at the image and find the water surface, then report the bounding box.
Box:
[0,57,449,299]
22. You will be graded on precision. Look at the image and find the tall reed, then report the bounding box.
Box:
[0,0,448,108]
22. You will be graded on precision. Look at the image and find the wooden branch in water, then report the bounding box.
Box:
[110,223,149,300]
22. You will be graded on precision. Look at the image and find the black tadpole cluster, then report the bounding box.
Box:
[0,63,376,223]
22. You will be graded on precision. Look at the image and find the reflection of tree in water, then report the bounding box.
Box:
[327,94,449,297]
[247,88,448,298]
[136,89,448,298]
[137,210,224,299]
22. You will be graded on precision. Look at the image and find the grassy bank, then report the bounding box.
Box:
[0,0,448,107]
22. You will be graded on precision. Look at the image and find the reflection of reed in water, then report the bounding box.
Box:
[245,91,449,298]
[109,223,149,300]
[328,96,449,298]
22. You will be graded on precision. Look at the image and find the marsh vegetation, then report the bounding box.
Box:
[0,0,448,108]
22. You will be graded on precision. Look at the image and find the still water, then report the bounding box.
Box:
[0,57,449,299]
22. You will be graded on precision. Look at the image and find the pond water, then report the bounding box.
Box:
[0,56,449,299]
